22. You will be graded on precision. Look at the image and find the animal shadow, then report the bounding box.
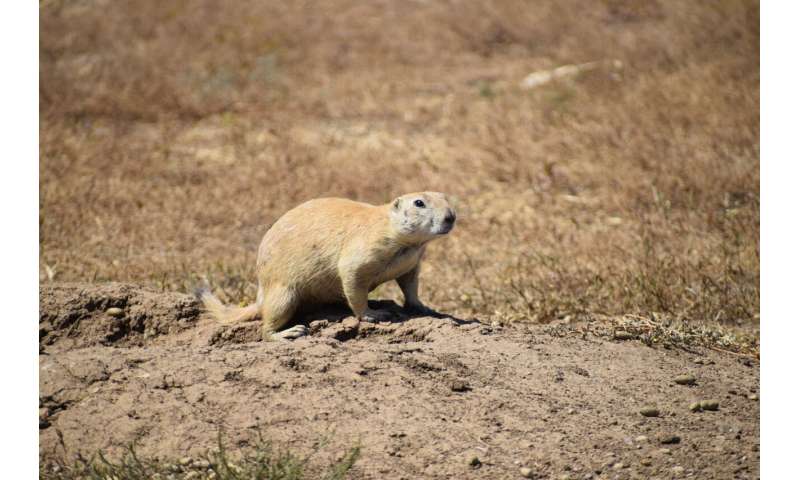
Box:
[295,299,478,327]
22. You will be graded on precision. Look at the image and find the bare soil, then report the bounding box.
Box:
[40,283,759,479]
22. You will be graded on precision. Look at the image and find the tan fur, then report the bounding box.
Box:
[202,192,456,340]
[200,291,260,324]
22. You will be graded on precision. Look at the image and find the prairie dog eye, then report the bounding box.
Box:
[413,199,426,208]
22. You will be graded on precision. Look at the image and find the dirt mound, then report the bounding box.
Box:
[39,283,201,351]
[40,284,759,479]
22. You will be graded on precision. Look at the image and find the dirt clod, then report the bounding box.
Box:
[639,407,660,417]
[674,374,697,385]
[659,435,681,444]
[341,317,359,330]
[309,320,330,333]
[449,379,471,392]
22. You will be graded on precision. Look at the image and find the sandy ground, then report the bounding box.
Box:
[40,283,759,479]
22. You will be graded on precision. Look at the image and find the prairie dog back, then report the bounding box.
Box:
[256,198,384,304]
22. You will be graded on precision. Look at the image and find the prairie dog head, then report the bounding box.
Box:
[389,192,456,244]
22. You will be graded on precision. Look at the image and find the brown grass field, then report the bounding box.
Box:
[40,0,759,352]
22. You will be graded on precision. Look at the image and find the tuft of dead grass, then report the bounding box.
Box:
[41,431,360,480]
[40,0,759,351]
[544,314,759,358]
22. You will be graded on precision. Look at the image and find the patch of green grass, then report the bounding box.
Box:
[41,432,361,480]
[477,80,496,99]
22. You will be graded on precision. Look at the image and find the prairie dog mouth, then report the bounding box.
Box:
[436,224,454,235]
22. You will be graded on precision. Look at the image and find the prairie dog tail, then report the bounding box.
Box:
[200,291,260,324]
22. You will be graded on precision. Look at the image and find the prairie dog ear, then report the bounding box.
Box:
[393,198,401,209]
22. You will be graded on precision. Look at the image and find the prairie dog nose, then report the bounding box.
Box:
[444,210,456,225]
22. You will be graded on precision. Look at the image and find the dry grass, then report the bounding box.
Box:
[41,431,360,480]
[40,0,759,350]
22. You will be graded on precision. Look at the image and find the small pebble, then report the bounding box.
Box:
[699,400,720,411]
[179,457,193,466]
[659,435,681,444]
[469,456,481,468]
[519,467,534,478]
[658,448,672,455]
[640,458,652,466]
[672,465,685,475]
[639,407,660,417]
[449,380,470,392]
[674,374,696,386]
[106,307,124,317]
[635,435,648,442]
[748,394,759,401]
[612,462,625,470]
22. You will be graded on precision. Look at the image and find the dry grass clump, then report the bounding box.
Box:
[544,314,759,358]
[40,1,759,350]
[41,431,360,480]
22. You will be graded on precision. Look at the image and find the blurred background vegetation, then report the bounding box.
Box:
[40,0,759,346]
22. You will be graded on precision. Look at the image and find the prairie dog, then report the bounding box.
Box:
[202,192,456,340]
